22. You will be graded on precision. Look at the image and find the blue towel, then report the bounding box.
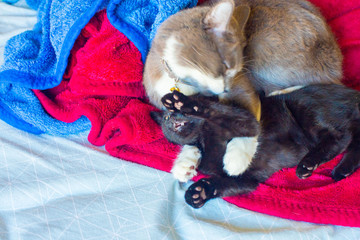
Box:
[3,0,20,4]
[0,83,91,135]
[108,0,197,63]
[0,0,197,135]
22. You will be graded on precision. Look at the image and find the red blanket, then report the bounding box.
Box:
[35,1,360,227]
[34,11,180,170]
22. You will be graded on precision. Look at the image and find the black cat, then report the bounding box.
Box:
[151,92,260,181]
[152,85,360,208]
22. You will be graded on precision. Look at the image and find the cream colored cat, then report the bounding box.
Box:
[143,0,343,182]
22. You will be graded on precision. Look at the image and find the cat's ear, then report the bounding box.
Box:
[150,111,164,125]
[233,5,251,32]
[204,0,235,34]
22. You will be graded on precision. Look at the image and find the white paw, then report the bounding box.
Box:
[171,145,201,182]
[223,137,258,176]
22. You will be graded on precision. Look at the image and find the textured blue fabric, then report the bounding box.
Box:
[3,0,20,4]
[0,0,197,135]
[107,0,197,62]
[0,83,91,135]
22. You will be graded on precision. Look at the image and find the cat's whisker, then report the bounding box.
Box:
[192,46,203,56]
[181,56,208,76]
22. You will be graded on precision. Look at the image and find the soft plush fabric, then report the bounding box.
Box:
[0,83,91,135]
[107,0,198,63]
[33,10,180,170]
[223,155,360,227]
[0,0,197,135]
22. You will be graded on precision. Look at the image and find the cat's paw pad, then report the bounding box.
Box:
[161,91,201,114]
[296,162,318,179]
[161,92,179,112]
[185,178,218,208]
[171,145,201,182]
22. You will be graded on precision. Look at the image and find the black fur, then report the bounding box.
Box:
[151,91,260,185]
[152,85,360,208]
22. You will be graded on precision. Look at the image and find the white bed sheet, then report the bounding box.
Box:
[1,1,360,239]
[1,119,359,240]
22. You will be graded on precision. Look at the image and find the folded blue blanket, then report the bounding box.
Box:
[0,0,197,135]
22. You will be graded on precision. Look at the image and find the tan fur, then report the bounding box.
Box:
[236,0,343,94]
[143,0,342,115]
[143,0,343,181]
[143,1,259,115]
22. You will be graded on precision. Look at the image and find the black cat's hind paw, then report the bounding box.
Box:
[185,178,218,208]
[296,162,319,179]
[161,91,201,114]
[331,164,355,181]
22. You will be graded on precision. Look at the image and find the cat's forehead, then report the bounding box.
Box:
[163,35,226,94]
[156,5,244,95]
[160,8,224,76]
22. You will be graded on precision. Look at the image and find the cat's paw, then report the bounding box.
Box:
[161,91,201,114]
[296,161,319,179]
[223,137,257,176]
[332,167,352,182]
[171,145,201,182]
[331,160,356,181]
[185,178,218,208]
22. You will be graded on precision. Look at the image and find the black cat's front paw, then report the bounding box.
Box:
[296,161,319,179]
[185,178,218,208]
[161,91,202,115]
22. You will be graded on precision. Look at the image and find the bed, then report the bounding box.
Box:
[0,1,360,239]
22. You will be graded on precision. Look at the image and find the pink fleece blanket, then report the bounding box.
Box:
[36,1,360,227]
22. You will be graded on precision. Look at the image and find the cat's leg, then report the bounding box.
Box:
[162,91,259,177]
[185,178,219,208]
[185,173,261,208]
[296,131,352,179]
[332,147,360,181]
[186,139,257,208]
[171,145,201,182]
[223,137,258,176]
[332,121,360,181]
[185,140,294,208]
